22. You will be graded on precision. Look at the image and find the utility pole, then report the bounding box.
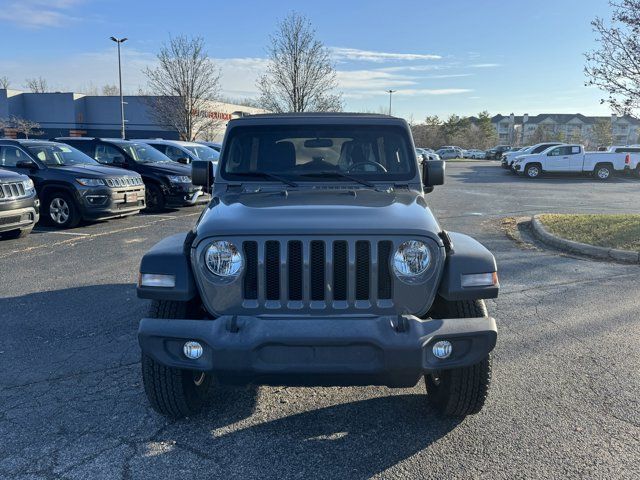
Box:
[110,36,128,139]
[386,90,396,116]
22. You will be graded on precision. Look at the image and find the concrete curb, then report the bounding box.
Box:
[530,215,640,264]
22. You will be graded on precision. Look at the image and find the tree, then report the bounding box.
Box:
[0,76,10,89]
[102,84,120,96]
[144,35,222,141]
[590,118,614,147]
[5,116,43,139]
[257,12,342,112]
[476,111,498,148]
[24,77,48,93]
[585,1,640,115]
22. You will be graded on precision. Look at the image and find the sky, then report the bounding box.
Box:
[0,0,616,121]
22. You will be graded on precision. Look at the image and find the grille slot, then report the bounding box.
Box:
[333,241,348,301]
[0,182,28,200]
[377,241,393,299]
[287,241,303,301]
[310,241,325,301]
[265,241,280,300]
[355,241,371,300]
[243,241,258,300]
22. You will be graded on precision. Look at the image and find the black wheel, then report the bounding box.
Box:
[44,191,80,228]
[145,183,166,212]
[525,163,541,179]
[1,227,32,239]
[425,298,492,417]
[141,299,212,418]
[594,164,612,181]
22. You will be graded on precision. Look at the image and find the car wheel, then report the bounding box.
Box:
[141,299,212,418]
[145,183,166,212]
[45,192,80,228]
[425,298,492,416]
[594,164,612,181]
[525,164,541,178]
[1,227,32,239]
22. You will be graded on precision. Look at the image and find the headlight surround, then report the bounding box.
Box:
[205,241,243,278]
[76,178,106,186]
[167,175,191,184]
[393,240,431,280]
[22,178,35,194]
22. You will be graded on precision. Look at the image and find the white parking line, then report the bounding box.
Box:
[44,231,90,236]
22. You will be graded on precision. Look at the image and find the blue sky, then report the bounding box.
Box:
[0,0,615,120]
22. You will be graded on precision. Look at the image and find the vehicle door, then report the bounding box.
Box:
[0,145,42,184]
[163,145,186,162]
[567,146,584,171]
[545,146,573,172]
[95,143,133,171]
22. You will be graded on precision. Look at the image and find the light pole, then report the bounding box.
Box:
[110,36,127,139]
[386,90,396,116]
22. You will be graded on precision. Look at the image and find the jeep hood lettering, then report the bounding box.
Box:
[195,189,442,241]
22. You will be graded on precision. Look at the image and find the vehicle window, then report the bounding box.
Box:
[0,146,30,167]
[117,142,172,163]
[26,144,99,166]
[65,141,94,156]
[570,146,581,154]
[222,125,415,181]
[548,147,561,156]
[164,146,185,161]
[148,143,166,154]
[95,144,124,164]
[614,147,640,153]
[184,145,219,161]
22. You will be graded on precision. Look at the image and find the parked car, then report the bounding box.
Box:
[0,167,39,239]
[485,145,511,160]
[416,148,440,162]
[441,146,464,158]
[135,139,220,166]
[435,148,460,160]
[502,143,564,170]
[136,113,499,420]
[197,141,222,152]
[56,138,207,212]
[606,146,640,176]
[0,139,144,228]
[512,144,638,180]
[465,149,487,159]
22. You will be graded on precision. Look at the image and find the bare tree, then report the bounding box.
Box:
[9,116,43,139]
[102,84,120,96]
[24,77,49,93]
[589,118,614,147]
[257,12,342,112]
[0,76,10,89]
[585,1,640,115]
[144,35,222,141]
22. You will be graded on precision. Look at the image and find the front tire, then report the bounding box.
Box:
[44,191,80,228]
[425,299,493,416]
[525,163,541,179]
[145,183,166,212]
[141,300,212,418]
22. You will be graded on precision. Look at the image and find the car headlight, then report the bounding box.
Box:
[393,240,431,280]
[22,178,35,194]
[167,175,191,184]
[205,241,243,277]
[76,178,106,186]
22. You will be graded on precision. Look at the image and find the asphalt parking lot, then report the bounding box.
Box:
[1,161,638,479]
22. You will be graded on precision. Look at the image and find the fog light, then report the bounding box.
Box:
[139,273,176,288]
[432,340,452,359]
[183,341,203,359]
[461,272,498,288]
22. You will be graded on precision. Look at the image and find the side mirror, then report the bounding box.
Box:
[422,159,445,189]
[16,159,37,170]
[177,157,190,164]
[192,160,214,190]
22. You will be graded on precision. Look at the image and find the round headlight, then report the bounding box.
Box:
[393,240,431,278]
[205,241,243,277]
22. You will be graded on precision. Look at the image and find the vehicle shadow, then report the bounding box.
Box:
[161,393,461,479]
[449,164,637,184]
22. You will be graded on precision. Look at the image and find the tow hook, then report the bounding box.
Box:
[392,316,409,333]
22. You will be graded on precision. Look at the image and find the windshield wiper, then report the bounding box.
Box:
[299,171,375,188]
[230,171,298,187]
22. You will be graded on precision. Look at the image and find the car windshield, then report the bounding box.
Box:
[27,144,98,166]
[117,142,171,163]
[184,145,219,161]
[221,125,415,182]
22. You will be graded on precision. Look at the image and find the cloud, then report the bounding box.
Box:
[336,69,417,90]
[469,63,501,68]
[394,88,474,96]
[331,47,441,63]
[0,0,84,28]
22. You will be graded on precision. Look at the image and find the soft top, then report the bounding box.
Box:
[228,112,408,128]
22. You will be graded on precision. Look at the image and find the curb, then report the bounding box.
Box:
[530,215,640,264]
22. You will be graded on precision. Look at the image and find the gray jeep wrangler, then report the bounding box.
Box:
[137,113,498,419]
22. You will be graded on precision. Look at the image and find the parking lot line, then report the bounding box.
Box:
[45,231,91,236]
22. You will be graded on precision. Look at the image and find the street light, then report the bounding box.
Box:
[386,90,396,116]
[110,36,127,139]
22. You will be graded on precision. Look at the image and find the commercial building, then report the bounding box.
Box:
[0,89,265,141]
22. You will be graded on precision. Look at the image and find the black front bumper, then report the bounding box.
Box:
[78,186,145,220]
[165,186,209,207]
[138,315,497,387]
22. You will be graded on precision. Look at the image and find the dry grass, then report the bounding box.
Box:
[539,214,640,252]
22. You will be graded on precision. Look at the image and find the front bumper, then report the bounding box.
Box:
[78,186,145,220]
[165,185,210,207]
[138,315,497,387]
[0,205,39,233]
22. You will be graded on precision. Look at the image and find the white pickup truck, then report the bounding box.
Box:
[512,144,639,180]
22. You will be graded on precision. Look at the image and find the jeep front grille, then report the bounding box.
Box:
[242,239,393,307]
[105,176,144,188]
[0,182,27,201]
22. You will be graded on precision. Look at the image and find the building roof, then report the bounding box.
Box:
[491,113,640,125]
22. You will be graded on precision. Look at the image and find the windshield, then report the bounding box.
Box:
[221,125,415,182]
[185,145,220,161]
[27,144,98,167]
[116,142,171,163]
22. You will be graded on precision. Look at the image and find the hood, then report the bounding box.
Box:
[0,168,27,182]
[512,153,538,162]
[195,188,442,241]
[140,162,191,176]
[50,164,136,178]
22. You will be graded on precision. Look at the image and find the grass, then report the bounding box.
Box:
[539,214,640,252]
